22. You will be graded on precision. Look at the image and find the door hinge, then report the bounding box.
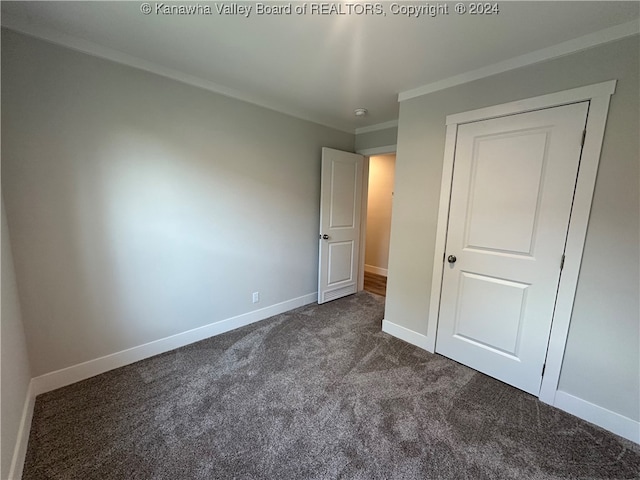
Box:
[560,254,565,271]
[541,363,546,376]
[581,129,586,147]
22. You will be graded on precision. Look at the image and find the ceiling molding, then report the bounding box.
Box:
[356,145,397,156]
[398,20,639,103]
[355,120,399,135]
[1,15,355,134]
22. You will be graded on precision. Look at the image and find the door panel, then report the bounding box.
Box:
[318,148,363,304]
[465,130,548,255]
[455,272,529,357]
[436,102,589,395]
[329,161,358,228]
[327,241,355,285]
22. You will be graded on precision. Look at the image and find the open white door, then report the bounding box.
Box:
[435,102,589,395]
[318,147,364,304]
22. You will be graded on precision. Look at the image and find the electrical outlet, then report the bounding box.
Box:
[252,292,260,303]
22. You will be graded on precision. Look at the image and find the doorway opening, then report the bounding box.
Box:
[362,153,395,297]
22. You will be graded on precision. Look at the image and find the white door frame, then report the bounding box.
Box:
[355,145,397,291]
[425,81,616,405]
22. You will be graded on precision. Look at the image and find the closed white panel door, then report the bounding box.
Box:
[318,148,363,304]
[436,102,588,395]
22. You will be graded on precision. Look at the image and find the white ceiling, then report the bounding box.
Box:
[2,1,639,132]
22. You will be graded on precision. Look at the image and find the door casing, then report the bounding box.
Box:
[425,81,616,405]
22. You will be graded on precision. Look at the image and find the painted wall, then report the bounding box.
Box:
[1,199,32,479]
[1,29,354,377]
[355,126,398,152]
[386,36,639,421]
[365,154,395,274]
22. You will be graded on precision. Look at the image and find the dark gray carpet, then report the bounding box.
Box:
[23,292,640,479]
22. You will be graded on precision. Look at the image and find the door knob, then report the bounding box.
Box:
[322,234,330,240]
[447,255,457,264]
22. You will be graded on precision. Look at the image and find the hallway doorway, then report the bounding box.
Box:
[363,153,395,297]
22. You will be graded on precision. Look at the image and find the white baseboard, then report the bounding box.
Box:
[364,264,388,277]
[8,381,35,480]
[382,319,433,353]
[31,292,317,396]
[554,390,640,444]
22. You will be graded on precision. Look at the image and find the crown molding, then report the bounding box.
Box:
[356,145,397,156]
[4,12,637,132]
[355,120,399,135]
[1,15,355,134]
[399,20,639,102]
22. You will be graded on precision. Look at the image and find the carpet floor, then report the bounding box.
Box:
[23,292,640,479]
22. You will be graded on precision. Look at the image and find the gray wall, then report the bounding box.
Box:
[386,36,639,421]
[1,29,354,377]
[355,126,398,152]
[1,200,32,479]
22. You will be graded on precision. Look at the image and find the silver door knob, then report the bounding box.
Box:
[447,255,457,264]
[322,234,330,240]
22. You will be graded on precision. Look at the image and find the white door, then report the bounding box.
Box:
[318,147,364,304]
[435,102,588,395]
